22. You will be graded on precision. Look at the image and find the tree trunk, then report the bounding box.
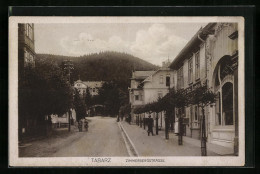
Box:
[156,113,159,135]
[178,116,183,145]
[201,107,207,156]
[165,112,169,139]
[143,117,146,130]
[68,111,71,132]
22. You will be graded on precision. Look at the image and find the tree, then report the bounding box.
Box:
[85,87,92,110]
[18,60,74,137]
[190,83,216,156]
[119,103,131,121]
[98,81,121,116]
[174,88,190,145]
[74,89,86,121]
[150,100,162,135]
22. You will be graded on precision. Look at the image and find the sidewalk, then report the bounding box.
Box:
[19,125,83,157]
[121,121,233,156]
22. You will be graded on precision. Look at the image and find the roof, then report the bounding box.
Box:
[169,23,217,70]
[74,80,104,88]
[131,71,156,80]
[83,81,103,88]
[142,67,172,83]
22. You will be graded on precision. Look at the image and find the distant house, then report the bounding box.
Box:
[141,61,174,130]
[129,70,155,122]
[74,80,104,116]
[129,60,175,129]
[74,80,104,97]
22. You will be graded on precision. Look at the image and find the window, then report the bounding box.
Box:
[195,52,200,80]
[29,54,34,62]
[135,95,139,101]
[26,24,33,40]
[177,67,184,89]
[24,50,28,62]
[222,82,233,125]
[194,106,199,121]
[159,75,163,84]
[190,106,193,120]
[93,88,96,93]
[166,75,170,87]
[215,92,221,126]
[214,63,234,126]
[188,58,193,84]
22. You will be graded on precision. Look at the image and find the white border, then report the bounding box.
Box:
[9,16,245,167]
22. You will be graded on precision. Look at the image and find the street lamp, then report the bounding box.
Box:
[63,60,74,132]
[165,74,171,139]
[178,113,184,145]
[156,112,159,135]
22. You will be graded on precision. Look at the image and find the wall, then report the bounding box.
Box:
[143,70,175,104]
[74,82,87,95]
[142,70,174,129]
[207,23,238,149]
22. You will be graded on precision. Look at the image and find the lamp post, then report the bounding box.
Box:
[165,74,171,139]
[201,107,207,156]
[165,112,169,139]
[63,60,74,132]
[178,113,183,145]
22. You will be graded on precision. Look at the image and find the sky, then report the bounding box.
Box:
[34,22,207,66]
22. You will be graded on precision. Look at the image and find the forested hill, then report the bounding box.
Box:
[36,51,159,89]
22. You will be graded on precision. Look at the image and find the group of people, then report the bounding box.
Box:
[122,114,154,136]
[78,119,88,132]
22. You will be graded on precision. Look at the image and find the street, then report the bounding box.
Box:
[19,116,231,157]
[19,116,129,157]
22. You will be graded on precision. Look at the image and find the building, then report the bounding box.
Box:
[129,71,155,122]
[74,80,104,116]
[141,61,174,130]
[169,23,238,152]
[18,23,36,72]
[18,23,36,138]
[74,79,104,97]
[207,23,238,153]
[129,60,175,129]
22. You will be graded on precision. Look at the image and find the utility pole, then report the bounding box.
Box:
[63,60,74,132]
[178,113,183,145]
[165,74,171,139]
[201,107,207,156]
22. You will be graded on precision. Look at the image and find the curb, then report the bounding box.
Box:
[118,122,139,157]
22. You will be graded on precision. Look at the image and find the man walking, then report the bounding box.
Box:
[147,115,154,136]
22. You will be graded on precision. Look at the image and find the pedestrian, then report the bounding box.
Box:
[78,120,82,132]
[147,115,154,136]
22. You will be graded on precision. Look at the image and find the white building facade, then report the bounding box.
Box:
[141,67,175,130]
[129,71,155,123]
[169,22,238,152]
[74,80,104,97]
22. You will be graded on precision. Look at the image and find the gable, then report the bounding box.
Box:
[74,82,87,88]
